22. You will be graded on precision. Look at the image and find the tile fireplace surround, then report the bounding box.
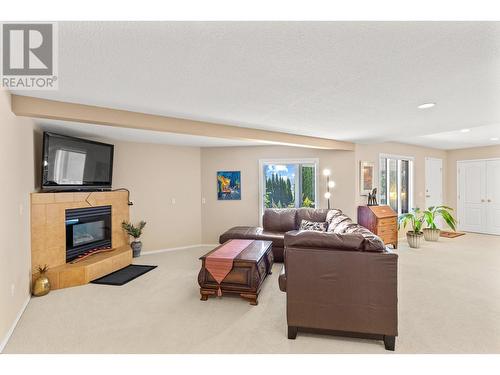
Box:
[30,191,131,289]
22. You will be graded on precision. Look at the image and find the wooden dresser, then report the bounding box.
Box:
[358,205,398,249]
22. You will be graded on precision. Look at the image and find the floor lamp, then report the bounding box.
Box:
[323,169,336,209]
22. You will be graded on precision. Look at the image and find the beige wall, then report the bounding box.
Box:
[200,146,356,243]
[446,145,500,211]
[355,142,448,211]
[0,91,37,349]
[199,143,457,243]
[112,142,202,251]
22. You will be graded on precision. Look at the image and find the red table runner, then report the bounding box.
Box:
[205,239,254,296]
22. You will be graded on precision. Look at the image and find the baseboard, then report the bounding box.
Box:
[140,244,218,256]
[0,296,30,353]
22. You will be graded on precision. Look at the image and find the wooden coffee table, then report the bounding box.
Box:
[198,240,273,305]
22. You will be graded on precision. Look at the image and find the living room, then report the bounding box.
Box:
[1,2,500,373]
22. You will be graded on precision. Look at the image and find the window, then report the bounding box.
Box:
[379,154,413,215]
[259,159,319,217]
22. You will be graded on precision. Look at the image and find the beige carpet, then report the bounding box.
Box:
[4,233,500,353]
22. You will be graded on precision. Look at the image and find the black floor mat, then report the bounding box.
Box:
[90,264,157,286]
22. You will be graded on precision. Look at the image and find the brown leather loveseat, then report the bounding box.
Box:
[219,208,385,262]
[219,208,331,262]
[278,230,398,350]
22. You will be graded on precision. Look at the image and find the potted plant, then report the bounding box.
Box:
[423,205,457,241]
[398,208,425,248]
[122,220,147,257]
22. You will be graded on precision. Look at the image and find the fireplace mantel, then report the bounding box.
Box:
[31,191,131,289]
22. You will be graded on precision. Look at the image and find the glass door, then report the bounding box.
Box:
[380,155,413,215]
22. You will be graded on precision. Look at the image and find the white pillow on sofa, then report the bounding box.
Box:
[299,219,328,232]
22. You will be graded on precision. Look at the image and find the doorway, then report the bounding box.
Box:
[457,159,500,235]
[425,157,443,209]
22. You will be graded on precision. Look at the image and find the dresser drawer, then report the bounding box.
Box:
[377,225,397,237]
[378,217,397,227]
[380,234,397,245]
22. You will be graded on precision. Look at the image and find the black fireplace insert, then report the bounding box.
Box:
[65,205,112,262]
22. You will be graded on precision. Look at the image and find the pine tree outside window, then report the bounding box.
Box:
[259,159,319,221]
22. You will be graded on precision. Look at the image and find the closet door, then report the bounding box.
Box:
[458,161,487,233]
[486,159,500,235]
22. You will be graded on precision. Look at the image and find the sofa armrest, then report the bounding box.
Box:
[278,265,286,292]
[284,230,365,251]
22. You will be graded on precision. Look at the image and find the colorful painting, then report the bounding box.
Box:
[217,171,241,200]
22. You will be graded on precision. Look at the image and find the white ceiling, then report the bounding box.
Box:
[402,122,500,150]
[35,119,265,147]
[13,21,500,149]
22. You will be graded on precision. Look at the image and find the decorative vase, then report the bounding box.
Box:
[423,228,441,242]
[406,231,423,248]
[131,240,142,258]
[33,273,51,297]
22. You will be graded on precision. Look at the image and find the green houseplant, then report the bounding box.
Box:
[122,220,147,257]
[398,208,425,248]
[422,205,457,241]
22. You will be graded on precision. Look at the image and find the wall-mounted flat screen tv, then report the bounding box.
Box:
[41,132,114,191]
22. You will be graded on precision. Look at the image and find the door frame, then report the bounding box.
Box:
[457,157,500,233]
[425,157,443,209]
[379,153,415,215]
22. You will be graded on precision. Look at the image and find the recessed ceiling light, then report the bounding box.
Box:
[460,129,471,133]
[417,103,435,109]
[491,137,499,141]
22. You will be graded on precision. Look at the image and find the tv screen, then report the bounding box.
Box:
[41,132,114,191]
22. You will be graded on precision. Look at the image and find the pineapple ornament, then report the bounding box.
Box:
[33,265,51,296]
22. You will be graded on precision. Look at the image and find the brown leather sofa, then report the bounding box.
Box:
[219,208,330,262]
[219,207,386,262]
[278,230,398,350]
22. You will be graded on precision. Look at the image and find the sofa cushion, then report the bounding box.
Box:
[259,230,286,248]
[344,223,386,252]
[325,209,343,224]
[296,208,329,229]
[327,213,351,232]
[263,208,297,232]
[285,230,365,251]
[332,218,354,234]
[219,226,259,244]
[219,226,285,249]
[299,219,328,232]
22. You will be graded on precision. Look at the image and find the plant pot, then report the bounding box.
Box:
[131,241,142,258]
[33,274,50,297]
[423,228,441,242]
[406,231,423,248]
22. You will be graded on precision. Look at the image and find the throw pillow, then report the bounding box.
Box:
[299,219,328,232]
[344,223,386,252]
[332,218,353,234]
[325,209,343,224]
[327,213,351,232]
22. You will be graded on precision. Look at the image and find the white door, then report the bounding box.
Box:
[458,161,487,233]
[425,157,443,209]
[486,159,500,235]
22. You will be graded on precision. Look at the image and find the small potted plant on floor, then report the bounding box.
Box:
[122,220,147,257]
[398,208,425,248]
[422,205,457,241]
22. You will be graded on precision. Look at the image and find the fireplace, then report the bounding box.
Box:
[65,205,112,262]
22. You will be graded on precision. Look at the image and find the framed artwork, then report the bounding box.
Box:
[217,171,241,200]
[360,161,375,196]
